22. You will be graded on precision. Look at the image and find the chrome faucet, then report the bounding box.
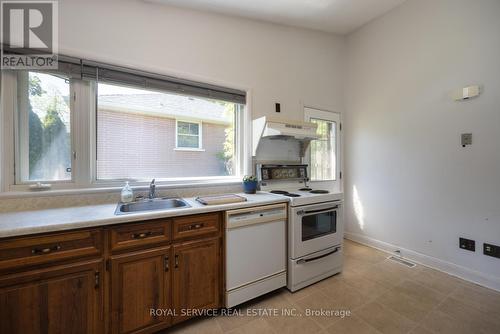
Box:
[148,179,156,199]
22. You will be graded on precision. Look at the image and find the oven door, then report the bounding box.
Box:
[290,201,343,259]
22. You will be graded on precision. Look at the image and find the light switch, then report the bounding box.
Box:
[461,133,472,147]
[453,85,480,101]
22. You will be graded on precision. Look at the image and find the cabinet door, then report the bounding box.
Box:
[172,237,220,324]
[0,260,103,334]
[110,247,171,334]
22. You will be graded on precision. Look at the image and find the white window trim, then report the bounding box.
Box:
[304,106,342,184]
[2,72,91,192]
[0,72,249,194]
[175,119,203,150]
[0,71,16,192]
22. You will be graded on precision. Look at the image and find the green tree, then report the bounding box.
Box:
[43,98,66,144]
[29,108,44,177]
[29,75,44,96]
[28,75,44,178]
[42,97,70,178]
[216,103,235,175]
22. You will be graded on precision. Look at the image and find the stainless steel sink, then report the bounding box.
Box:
[115,198,191,215]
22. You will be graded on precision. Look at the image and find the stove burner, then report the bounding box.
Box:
[309,190,329,194]
[270,190,288,195]
[296,188,330,194]
[270,190,301,197]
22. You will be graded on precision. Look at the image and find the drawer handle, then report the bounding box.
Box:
[297,247,340,264]
[32,245,61,255]
[132,231,153,239]
[188,223,204,230]
[164,256,169,272]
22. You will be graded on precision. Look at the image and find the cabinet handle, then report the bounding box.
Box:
[131,231,152,239]
[95,271,100,289]
[32,245,61,255]
[174,254,179,269]
[189,223,204,230]
[164,256,169,272]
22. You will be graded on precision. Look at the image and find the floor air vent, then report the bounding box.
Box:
[386,256,417,268]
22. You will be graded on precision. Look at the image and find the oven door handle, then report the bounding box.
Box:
[297,206,338,216]
[297,247,340,264]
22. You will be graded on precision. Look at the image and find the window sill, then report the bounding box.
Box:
[1,178,242,199]
[174,147,205,152]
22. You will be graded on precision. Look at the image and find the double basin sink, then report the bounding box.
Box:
[115,197,191,215]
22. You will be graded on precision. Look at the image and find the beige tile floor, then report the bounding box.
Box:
[163,239,500,334]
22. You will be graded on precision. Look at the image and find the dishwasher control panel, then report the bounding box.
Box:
[226,204,287,229]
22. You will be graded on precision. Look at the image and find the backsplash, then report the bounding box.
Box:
[0,184,242,213]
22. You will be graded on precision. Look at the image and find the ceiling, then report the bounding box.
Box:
[146,0,408,35]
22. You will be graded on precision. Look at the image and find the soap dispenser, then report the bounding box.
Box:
[121,181,134,203]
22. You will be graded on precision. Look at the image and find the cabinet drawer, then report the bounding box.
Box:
[172,213,220,240]
[109,220,171,252]
[0,229,103,271]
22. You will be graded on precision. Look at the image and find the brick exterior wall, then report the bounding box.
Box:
[96,110,230,179]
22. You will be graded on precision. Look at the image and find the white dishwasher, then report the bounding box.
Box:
[225,203,287,308]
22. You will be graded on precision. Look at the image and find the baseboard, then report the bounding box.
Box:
[344,232,500,292]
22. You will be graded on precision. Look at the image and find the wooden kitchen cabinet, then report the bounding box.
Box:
[172,212,220,240]
[109,220,171,253]
[109,246,172,334]
[0,259,104,334]
[0,229,103,272]
[172,237,221,324]
[0,211,224,334]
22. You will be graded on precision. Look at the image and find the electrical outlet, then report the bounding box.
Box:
[461,133,472,147]
[484,243,500,259]
[459,237,475,252]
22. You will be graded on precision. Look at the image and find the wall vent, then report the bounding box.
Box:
[386,256,417,268]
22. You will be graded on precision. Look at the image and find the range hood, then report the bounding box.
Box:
[252,117,319,157]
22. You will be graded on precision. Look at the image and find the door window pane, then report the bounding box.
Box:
[18,72,72,182]
[310,118,336,180]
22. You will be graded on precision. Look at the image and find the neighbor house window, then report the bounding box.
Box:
[16,71,72,183]
[305,107,341,181]
[176,121,202,149]
[96,82,240,180]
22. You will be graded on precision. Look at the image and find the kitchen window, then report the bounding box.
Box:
[0,56,247,191]
[304,107,341,181]
[176,121,202,150]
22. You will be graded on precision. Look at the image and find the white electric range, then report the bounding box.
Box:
[256,164,344,292]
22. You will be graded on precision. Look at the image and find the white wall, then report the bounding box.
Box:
[57,0,345,121]
[345,0,500,290]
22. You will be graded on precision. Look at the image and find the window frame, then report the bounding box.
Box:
[0,71,90,191]
[0,70,249,193]
[304,107,342,183]
[174,119,204,151]
[92,82,242,182]
[15,71,76,185]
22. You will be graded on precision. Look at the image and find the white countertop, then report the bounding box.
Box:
[0,192,288,238]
